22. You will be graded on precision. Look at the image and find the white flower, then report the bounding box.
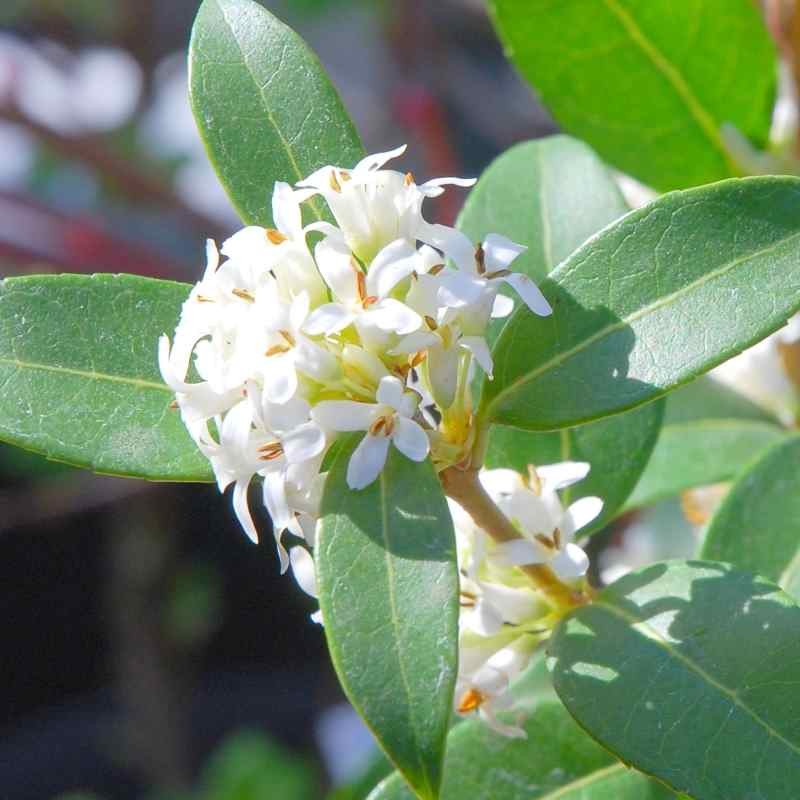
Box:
[454,638,534,738]
[311,375,429,489]
[438,233,552,332]
[298,144,475,264]
[481,463,601,580]
[304,236,421,347]
[289,545,322,624]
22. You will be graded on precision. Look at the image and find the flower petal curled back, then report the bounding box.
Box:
[289,545,318,598]
[367,298,422,335]
[281,421,326,465]
[549,542,590,580]
[536,461,590,492]
[564,496,604,535]
[366,238,419,298]
[392,417,429,462]
[482,233,526,272]
[500,272,552,317]
[347,434,391,490]
[490,538,546,567]
[461,335,494,378]
[232,479,259,545]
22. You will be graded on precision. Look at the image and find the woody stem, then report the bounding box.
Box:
[440,465,587,610]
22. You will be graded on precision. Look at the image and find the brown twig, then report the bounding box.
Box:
[440,465,587,609]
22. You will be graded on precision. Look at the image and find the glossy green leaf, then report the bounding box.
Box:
[549,560,800,799]
[486,399,663,535]
[0,274,211,481]
[189,0,364,227]
[481,177,800,431]
[703,436,800,596]
[490,0,775,192]
[624,376,786,511]
[316,440,459,800]
[367,699,673,800]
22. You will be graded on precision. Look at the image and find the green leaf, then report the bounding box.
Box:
[489,0,776,192]
[549,560,800,799]
[486,399,664,535]
[703,435,800,596]
[189,0,364,227]
[0,274,211,481]
[624,376,786,511]
[481,177,800,431]
[316,440,459,800]
[367,699,673,800]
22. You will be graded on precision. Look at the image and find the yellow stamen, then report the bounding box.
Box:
[356,269,367,303]
[265,344,291,357]
[429,263,445,276]
[258,441,284,461]
[534,533,555,549]
[404,171,415,186]
[232,288,255,302]
[485,268,512,280]
[266,228,287,245]
[457,688,485,714]
[329,170,342,193]
[279,329,296,347]
[424,315,438,331]
[196,295,214,303]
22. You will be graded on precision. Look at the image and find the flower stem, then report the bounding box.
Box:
[440,465,588,610]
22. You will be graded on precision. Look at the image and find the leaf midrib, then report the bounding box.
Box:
[485,224,800,419]
[378,468,434,798]
[596,598,800,759]
[0,355,169,392]
[214,0,326,222]
[601,0,738,176]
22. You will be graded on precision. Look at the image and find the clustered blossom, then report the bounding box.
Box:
[159,146,552,575]
[450,463,602,738]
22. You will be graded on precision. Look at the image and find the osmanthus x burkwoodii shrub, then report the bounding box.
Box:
[3,1,800,798]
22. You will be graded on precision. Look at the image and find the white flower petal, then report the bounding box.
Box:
[491,293,515,319]
[353,143,407,173]
[392,417,429,462]
[427,343,459,409]
[311,400,377,432]
[376,375,406,408]
[491,539,546,567]
[303,303,355,335]
[437,271,485,308]
[550,542,590,579]
[289,546,318,598]
[390,330,439,355]
[366,238,418,297]
[501,273,552,317]
[272,181,302,239]
[347,434,391,490]
[262,353,298,405]
[479,468,525,497]
[536,461,590,491]
[460,335,494,378]
[262,469,291,531]
[232,479,259,544]
[368,298,421,335]
[565,496,604,533]
[483,233,526,271]
[281,421,326,464]
[221,226,270,264]
[314,236,359,302]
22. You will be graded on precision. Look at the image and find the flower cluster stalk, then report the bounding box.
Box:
[441,464,588,610]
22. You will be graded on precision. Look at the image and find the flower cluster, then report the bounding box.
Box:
[450,463,602,738]
[159,146,552,571]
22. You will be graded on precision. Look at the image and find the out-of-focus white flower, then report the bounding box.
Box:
[450,462,600,737]
[160,146,551,572]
